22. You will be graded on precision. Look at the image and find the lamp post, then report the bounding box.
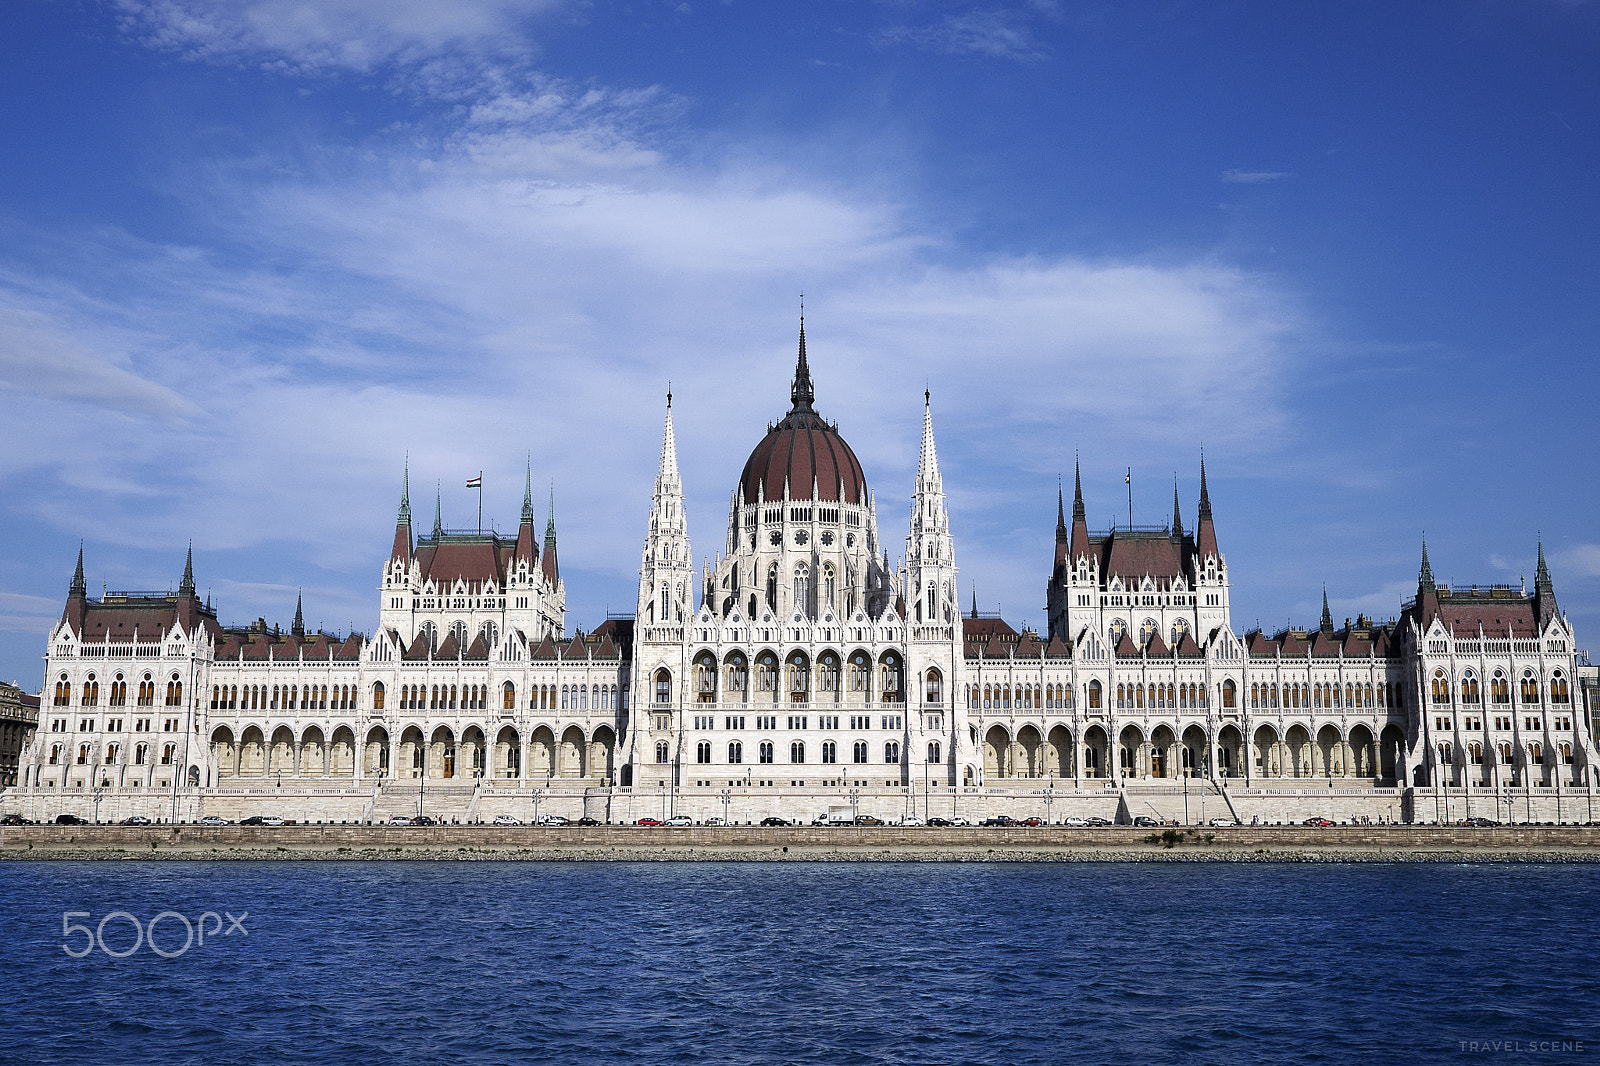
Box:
[1045,783,1055,825]
[849,786,861,823]
[530,786,544,825]
[720,787,731,825]
[92,784,105,824]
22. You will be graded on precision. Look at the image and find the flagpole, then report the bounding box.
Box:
[477,471,483,535]
[1126,468,1133,531]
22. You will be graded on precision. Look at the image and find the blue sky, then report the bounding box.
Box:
[1,0,1597,684]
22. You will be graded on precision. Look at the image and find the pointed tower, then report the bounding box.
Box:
[1534,537,1558,628]
[62,543,89,635]
[431,483,443,541]
[292,591,305,638]
[1320,588,1334,635]
[1171,478,1184,539]
[1196,455,1219,560]
[638,390,694,628]
[1415,536,1439,626]
[905,389,958,629]
[542,486,560,587]
[179,543,196,596]
[391,464,413,562]
[515,461,538,569]
[1069,457,1090,561]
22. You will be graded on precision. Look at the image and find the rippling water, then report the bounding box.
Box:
[4,861,1596,1064]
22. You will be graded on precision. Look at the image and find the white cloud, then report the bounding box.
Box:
[1221,169,1293,184]
[876,8,1049,60]
[115,0,562,73]
[0,306,195,421]
[1553,543,1600,580]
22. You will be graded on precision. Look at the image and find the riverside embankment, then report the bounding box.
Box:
[3,823,1599,861]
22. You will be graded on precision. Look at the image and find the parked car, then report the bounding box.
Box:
[926,817,952,827]
[980,816,1018,827]
[635,817,663,826]
[55,814,90,826]
[537,815,571,826]
[1019,817,1043,827]
[947,817,971,827]
[1132,815,1160,827]
[198,815,231,826]
[1062,816,1089,827]
[1208,818,1239,828]
[896,816,923,827]
[240,815,268,826]
[665,815,694,827]
[409,815,436,826]
[120,815,152,826]
[491,814,523,826]
[853,815,885,827]
[1,813,35,825]
[261,816,287,827]
[1085,816,1113,827]
[575,816,602,826]
[1303,817,1335,827]
[760,817,791,827]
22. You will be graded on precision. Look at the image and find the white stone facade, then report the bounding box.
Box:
[4,327,1596,826]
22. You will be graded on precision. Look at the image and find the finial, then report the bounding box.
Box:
[666,381,672,408]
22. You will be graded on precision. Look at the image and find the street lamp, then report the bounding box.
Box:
[720,787,732,825]
[530,787,544,825]
[92,784,105,824]
[1045,783,1055,825]
[848,787,861,823]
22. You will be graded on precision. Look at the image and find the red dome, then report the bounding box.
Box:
[739,410,867,504]
[737,324,868,504]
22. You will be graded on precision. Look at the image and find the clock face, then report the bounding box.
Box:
[769,530,782,546]
[820,531,834,546]
[794,529,809,546]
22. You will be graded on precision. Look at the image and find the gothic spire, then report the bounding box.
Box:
[790,314,815,414]
[398,460,411,525]
[1068,455,1090,560]
[542,485,560,585]
[1198,453,1213,521]
[70,542,86,597]
[1072,456,1086,523]
[1055,479,1067,542]
[1195,454,1219,558]
[1534,535,1558,626]
[292,591,305,638]
[545,486,557,544]
[521,460,534,524]
[180,542,195,596]
[917,388,941,487]
[1320,587,1334,633]
[1171,477,1184,538]
[431,483,443,540]
[1418,536,1436,595]
[658,389,681,488]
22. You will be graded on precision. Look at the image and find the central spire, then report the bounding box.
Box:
[790,310,815,414]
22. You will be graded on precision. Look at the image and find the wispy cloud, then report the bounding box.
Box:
[1221,169,1293,184]
[1552,543,1600,580]
[876,7,1049,61]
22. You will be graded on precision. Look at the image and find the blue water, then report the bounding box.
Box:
[2,861,1595,1065]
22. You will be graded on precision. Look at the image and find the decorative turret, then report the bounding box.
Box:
[1320,587,1334,635]
[1534,537,1558,628]
[1195,455,1219,559]
[639,391,693,627]
[1416,536,1439,624]
[179,543,196,596]
[431,483,443,541]
[391,464,413,562]
[1069,457,1090,561]
[515,461,538,569]
[1171,478,1184,539]
[69,543,86,598]
[62,543,89,635]
[292,591,305,638]
[542,487,560,585]
[905,389,957,628]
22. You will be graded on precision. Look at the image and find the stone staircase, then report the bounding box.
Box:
[366,781,477,824]
[1118,780,1234,825]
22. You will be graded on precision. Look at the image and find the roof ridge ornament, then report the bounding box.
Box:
[790,304,815,414]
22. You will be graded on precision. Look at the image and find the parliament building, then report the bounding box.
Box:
[5,326,1596,826]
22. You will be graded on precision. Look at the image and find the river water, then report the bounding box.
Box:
[4,861,1595,1064]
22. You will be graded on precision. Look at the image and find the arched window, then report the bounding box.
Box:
[850,654,869,692]
[372,682,385,710]
[818,653,840,693]
[661,584,670,620]
[794,562,811,611]
[654,669,673,705]
[823,564,836,610]
[726,654,748,693]
[879,654,902,700]
[790,740,806,764]
[927,740,942,764]
[696,741,712,764]
[1520,672,1540,705]
[766,564,778,612]
[655,741,669,763]
[728,741,743,764]
[821,740,837,764]
[925,668,943,704]
[1491,672,1509,704]
[83,678,98,706]
[1088,680,1102,709]
[884,741,901,764]
[1468,742,1483,765]
[852,740,868,763]
[759,741,774,764]
[1551,672,1570,704]
[758,653,778,693]
[502,682,516,710]
[1221,679,1236,709]
[1460,672,1480,705]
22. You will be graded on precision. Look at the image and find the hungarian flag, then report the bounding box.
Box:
[465,475,482,488]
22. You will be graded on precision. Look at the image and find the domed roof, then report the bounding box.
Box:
[737,326,867,505]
